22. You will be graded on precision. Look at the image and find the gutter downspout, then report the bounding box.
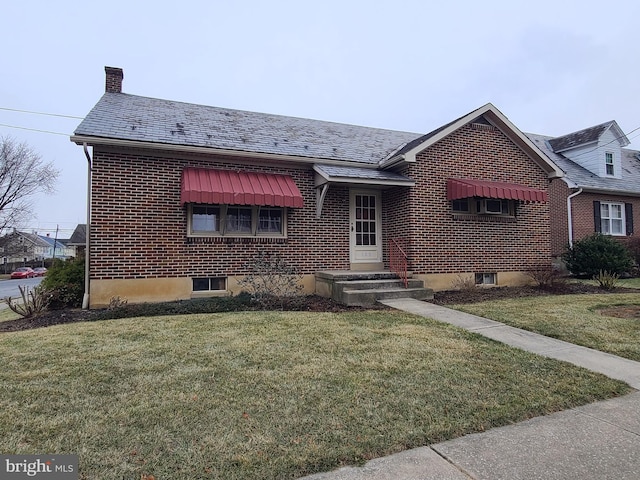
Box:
[82,143,92,309]
[567,188,583,248]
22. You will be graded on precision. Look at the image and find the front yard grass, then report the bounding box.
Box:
[0,310,630,479]
[453,293,640,361]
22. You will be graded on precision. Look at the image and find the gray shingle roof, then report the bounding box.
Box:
[67,224,86,245]
[314,164,414,183]
[547,121,615,153]
[74,93,422,165]
[527,133,640,194]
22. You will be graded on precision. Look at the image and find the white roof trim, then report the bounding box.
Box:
[381,103,564,179]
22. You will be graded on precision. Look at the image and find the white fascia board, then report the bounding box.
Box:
[379,103,565,180]
[70,135,372,169]
[399,104,497,164]
[483,107,565,179]
[606,122,630,148]
[327,177,415,187]
[561,176,579,189]
[576,186,640,197]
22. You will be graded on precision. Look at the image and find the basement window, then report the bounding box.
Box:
[192,277,227,292]
[475,273,496,285]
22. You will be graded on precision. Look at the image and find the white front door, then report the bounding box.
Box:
[350,190,382,267]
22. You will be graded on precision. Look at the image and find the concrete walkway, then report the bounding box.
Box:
[300,299,640,480]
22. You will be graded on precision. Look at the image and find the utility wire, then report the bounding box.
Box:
[0,106,83,119]
[0,123,69,136]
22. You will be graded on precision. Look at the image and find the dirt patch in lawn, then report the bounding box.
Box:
[599,305,640,319]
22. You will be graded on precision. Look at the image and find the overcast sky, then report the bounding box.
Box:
[1,0,639,238]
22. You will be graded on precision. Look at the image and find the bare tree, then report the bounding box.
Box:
[0,136,59,231]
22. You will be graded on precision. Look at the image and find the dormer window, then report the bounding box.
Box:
[605,152,615,176]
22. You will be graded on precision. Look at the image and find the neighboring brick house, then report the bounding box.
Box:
[527,123,639,258]
[71,67,563,307]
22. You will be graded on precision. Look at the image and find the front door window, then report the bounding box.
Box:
[354,194,377,246]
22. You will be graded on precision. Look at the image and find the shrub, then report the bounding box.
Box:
[237,250,303,309]
[41,257,85,309]
[562,234,634,278]
[525,266,567,290]
[625,236,640,272]
[4,284,51,318]
[450,274,477,292]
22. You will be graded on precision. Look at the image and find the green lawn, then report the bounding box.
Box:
[572,277,640,289]
[0,310,630,479]
[453,293,640,361]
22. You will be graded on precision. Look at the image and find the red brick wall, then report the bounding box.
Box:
[570,192,639,244]
[400,122,552,274]
[90,147,351,280]
[549,179,570,256]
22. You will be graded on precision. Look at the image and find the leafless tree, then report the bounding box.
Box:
[0,136,59,231]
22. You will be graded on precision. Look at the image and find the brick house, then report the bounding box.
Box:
[71,67,563,307]
[527,123,639,258]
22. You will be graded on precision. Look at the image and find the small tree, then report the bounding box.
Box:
[562,234,634,278]
[0,136,59,230]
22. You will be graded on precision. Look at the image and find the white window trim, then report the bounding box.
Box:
[600,201,625,236]
[605,151,615,177]
[187,204,287,238]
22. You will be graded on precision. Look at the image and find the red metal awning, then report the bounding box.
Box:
[447,178,547,203]
[181,168,304,208]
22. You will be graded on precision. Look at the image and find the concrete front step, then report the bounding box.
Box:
[341,287,433,307]
[315,270,433,307]
[335,278,425,291]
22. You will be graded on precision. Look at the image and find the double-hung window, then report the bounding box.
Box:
[605,152,615,176]
[600,202,624,235]
[189,205,286,237]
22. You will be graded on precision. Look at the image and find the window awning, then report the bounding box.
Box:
[447,178,547,203]
[181,168,304,208]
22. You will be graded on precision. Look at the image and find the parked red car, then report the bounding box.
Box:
[10,267,35,279]
[33,267,48,277]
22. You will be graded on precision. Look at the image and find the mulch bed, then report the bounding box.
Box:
[1,283,637,333]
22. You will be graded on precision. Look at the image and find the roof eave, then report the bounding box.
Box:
[70,135,374,168]
[573,185,640,198]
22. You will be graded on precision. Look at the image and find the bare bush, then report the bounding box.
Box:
[450,274,477,292]
[525,266,566,289]
[238,251,303,309]
[4,285,51,318]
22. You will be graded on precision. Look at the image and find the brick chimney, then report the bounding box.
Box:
[105,66,124,93]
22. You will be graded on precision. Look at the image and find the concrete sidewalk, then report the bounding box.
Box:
[300,299,640,480]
